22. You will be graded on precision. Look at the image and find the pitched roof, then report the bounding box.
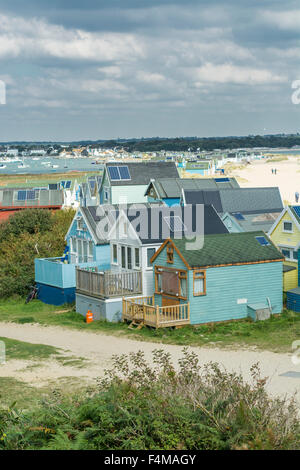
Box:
[183,187,283,214]
[104,162,179,186]
[160,231,283,268]
[0,188,64,208]
[146,177,240,198]
[224,211,281,233]
[82,203,228,245]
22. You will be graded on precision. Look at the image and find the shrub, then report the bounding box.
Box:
[0,209,75,298]
[0,349,299,450]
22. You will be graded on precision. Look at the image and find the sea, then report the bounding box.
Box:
[0,157,103,175]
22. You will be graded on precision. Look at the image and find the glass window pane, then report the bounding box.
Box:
[135,248,140,267]
[194,278,204,295]
[121,246,126,268]
[127,247,132,270]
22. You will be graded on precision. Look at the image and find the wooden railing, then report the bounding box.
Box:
[122,297,190,328]
[76,267,142,298]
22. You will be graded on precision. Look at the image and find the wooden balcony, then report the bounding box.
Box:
[122,296,190,328]
[76,267,142,299]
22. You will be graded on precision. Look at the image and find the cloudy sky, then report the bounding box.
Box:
[0,0,299,141]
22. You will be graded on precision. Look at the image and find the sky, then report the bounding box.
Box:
[0,0,300,141]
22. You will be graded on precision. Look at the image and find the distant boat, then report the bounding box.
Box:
[0,164,6,169]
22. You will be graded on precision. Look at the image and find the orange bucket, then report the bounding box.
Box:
[86,310,93,324]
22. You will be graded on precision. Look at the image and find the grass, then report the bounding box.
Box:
[0,297,300,352]
[0,170,102,188]
[0,336,61,361]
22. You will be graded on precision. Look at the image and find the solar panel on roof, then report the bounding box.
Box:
[214,178,230,183]
[17,190,26,201]
[119,166,131,180]
[293,206,300,219]
[255,236,270,246]
[164,216,186,232]
[233,212,245,221]
[107,166,120,180]
[49,183,58,190]
[26,190,36,200]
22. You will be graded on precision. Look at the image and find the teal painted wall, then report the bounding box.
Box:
[152,243,283,324]
[187,262,282,324]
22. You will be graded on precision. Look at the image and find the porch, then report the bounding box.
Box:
[76,267,143,299]
[122,296,190,328]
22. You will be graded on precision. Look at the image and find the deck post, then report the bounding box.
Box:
[156,305,160,329]
[122,297,125,322]
[187,303,190,323]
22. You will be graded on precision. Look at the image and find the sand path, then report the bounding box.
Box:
[1,322,300,400]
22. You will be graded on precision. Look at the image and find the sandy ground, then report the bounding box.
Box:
[228,157,300,204]
[1,322,300,401]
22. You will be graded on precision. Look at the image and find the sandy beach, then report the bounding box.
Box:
[227,156,300,205]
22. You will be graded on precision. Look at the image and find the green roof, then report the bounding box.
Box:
[171,231,284,268]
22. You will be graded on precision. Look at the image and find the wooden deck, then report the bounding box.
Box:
[122,296,190,328]
[76,267,142,299]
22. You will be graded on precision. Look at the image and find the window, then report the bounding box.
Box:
[104,187,109,202]
[281,249,291,259]
[121,246,126,269]
[147,248,156,267]
[155,267,187,299]
[193,270,206,296]
[167,244,174,264]
[77,218,83,231]
[127,247,132,270]
[283,222,293,232]
[113,244,118,264]
[135,248,140,268]
[293,250,299,261]
[88,241,93,258]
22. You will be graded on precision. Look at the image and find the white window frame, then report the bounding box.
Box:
[112,244,118,265]
[280,247,295,261]
[283,221,293,233]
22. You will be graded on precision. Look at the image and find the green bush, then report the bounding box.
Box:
[0,209,75,298]
[0,349,299,450]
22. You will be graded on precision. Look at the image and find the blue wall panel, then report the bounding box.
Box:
[36,283,75,306]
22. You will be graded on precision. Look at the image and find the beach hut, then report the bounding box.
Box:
[123,231,283,327]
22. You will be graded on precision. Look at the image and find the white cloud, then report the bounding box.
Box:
[193,63,287,85]
[262,10,300,30]
[0,14,144,61]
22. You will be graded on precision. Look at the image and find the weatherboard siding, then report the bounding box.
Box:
[269,210,300,290]
[111,185,149,204]
[152,244,283,324]
[188,262,283,324]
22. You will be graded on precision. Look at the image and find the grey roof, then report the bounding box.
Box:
[103,162,179,186]
[183,187,283,215]
[227,211,281,233]
[0,188,64,208]
[81,203,228,245]
[146,177,240,199]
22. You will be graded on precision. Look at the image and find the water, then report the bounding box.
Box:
[0,157,103,175]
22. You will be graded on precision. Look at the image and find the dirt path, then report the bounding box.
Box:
[1,322,300,400]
